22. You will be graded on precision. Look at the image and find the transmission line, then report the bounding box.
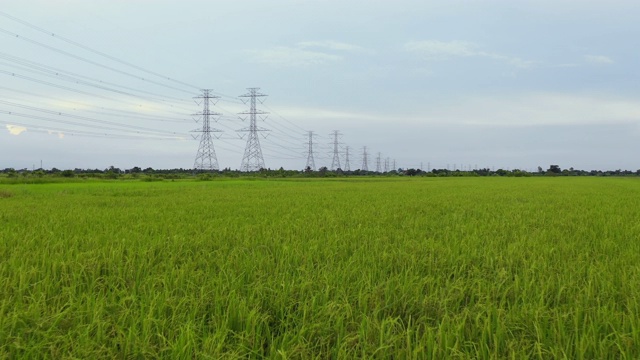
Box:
[0,100,186,136]
[0,10,200,91]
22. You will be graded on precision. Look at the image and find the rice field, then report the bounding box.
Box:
[1,177,640,359]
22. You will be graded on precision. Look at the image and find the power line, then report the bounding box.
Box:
[0,26,195,95]
[0,11,201,92]
[0,69,188,116]
[262,103,308,133]
[0,118,184,140]
[0,85,191,123]
[0,60,193,114]
[0,100,187,136]
[0,109,186,137]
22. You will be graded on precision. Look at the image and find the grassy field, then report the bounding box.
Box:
[1,177,640,359]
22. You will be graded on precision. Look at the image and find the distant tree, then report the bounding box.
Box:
[60,170,74,178]
[548,165,562,174]
[405,168,418,176]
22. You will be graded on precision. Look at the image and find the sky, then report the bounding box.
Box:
[1,0,639,171]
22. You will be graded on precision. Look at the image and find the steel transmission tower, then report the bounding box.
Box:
[305,131,316,170]
[361,146,369,171]
[384,157,390,172]
[192,89,222,171]
[344,146,351,171]
[376,152,382,173]
[330,130,341,170]
[238,88,269,171]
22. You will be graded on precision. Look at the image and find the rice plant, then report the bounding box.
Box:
[1,177,639,358]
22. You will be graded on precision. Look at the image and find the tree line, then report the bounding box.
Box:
[1,164,639,181]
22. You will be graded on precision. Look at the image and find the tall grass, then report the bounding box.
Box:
[1,177,639,358]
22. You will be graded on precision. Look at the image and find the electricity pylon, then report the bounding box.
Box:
[238,88,269,171]
[330,130,341,170]
[344,146,351,171]
[192,89,222,171]
[361,146,369,171]
[376,152,382,173]
[305,131,316,170]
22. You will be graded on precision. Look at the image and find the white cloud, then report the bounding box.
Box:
[297,40,365,52]
[6,125,27,135]
[405,40,477,59]
[405,40,535,69]
[278,93,640,131]
[248,40,365,67]
[447,93,640,127]
[585,55,614,64]
[47,130,65,139]
[277,106,387,123]
[248,46,342,67]
[553,63,580,68]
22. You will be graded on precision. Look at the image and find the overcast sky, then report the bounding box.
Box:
[1,0,639,171]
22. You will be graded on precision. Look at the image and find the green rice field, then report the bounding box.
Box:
[1,177,640,358]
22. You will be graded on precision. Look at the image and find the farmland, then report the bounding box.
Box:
[1,177,640,358]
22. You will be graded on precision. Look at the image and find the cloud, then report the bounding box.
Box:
[297,40,365,52]
[248,40,365,67]
[6,125,27,135]
[445,93,640,127]
[278,93,640,131]
[248,46,342,67]
[405,40,477,59]
[585,55,614,64]
[47,130,65,139]
[405,40,535,69]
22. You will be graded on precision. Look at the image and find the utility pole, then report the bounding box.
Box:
[376,152,382,173]
[344,146,351,171]
[305,131,316,171]
[238,88,269,171]
[362,146,369,171]
[192,89,222,171]
[330,130,341,170]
